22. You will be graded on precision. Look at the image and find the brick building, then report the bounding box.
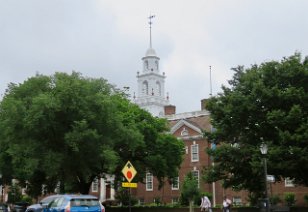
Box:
[128,27,308,206]
[87,21,308,207]
[130,103,251,206]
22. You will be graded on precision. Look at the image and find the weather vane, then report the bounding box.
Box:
[209,65,212,97]
[148,14,155,48]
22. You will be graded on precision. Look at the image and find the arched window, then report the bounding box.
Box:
[142,81,149,95]
[155,60,159,70]
[156,81,161,96]
[144,60,149,70]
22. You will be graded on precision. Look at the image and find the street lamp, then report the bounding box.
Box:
[0,174,3,203]
[260,142,269,212]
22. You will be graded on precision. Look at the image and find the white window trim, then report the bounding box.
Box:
[192,169,200,188]
[285,177,295,187]
[92,178,99,192]
[146,172,153,191]
[233,197,242,206]
[171,177,179,190]
[185,146,189,154]
[191,143,199,162]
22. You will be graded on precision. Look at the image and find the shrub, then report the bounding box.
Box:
[270,194,281,206]
[114,187,138,206]
[21,195,32,204]
[284,192,296,206]
[304,194,308,205]
[247,192,259,206]
[153,197,161,205]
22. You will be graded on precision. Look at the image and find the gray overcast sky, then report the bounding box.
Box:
[1,0,308,113]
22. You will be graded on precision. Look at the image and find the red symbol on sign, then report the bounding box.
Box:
[126,171,132,179]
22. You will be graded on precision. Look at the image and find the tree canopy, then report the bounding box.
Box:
[203,53,308,196]
[0,72,184,197]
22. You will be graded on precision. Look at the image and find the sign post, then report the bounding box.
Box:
[122,161,137,212]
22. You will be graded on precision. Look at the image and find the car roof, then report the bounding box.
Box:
[61,194,98,200]
[41,194,62,200]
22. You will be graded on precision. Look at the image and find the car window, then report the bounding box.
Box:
[48,200,57,208]
[48,197,62,208]
[88,199,99,206]
[56,197,66,207]
[70,199,99,207]
[41,196,58,204]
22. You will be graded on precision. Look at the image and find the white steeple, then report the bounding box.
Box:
[134,15,169,117]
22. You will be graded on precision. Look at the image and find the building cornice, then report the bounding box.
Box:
[164,110,210,121]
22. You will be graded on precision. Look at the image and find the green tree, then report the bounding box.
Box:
[112,103,184,189]
[7,184,22,203]
[180,172,200,212]
[203,53,308,197]
[0,72,184,198]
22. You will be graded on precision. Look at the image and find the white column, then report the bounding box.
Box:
[99,178,106,202]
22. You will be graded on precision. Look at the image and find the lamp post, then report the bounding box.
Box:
[260,142,269,212]
[0,174,3,203]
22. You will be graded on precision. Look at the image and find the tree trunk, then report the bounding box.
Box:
[79,181,92,194]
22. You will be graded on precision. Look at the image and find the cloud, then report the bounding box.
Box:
[1,0,308,113]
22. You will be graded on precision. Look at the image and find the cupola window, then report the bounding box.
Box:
[156,81,161,96]
[142,81,149,95]
[144,60,149,70]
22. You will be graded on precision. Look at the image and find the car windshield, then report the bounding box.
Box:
[41,196,58,204]
[70,199,99,207]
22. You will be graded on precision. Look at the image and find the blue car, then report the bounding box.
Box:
[26,195,60,212]
[44,195,104,212]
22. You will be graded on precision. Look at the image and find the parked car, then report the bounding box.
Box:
[45,195,104,212]
[12,202,30,212]
[25,195,61,212]
[0,204,9,212]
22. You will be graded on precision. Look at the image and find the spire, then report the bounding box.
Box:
[148,15,155,48]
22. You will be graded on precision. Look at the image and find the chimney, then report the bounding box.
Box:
[201,99,208,110]
[164,105,176,115]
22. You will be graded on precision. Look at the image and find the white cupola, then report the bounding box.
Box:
[134,15,169,117]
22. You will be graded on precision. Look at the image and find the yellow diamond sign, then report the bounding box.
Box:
[122,161,137,183]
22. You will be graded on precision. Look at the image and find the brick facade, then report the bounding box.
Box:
[89,104,308,207]
[129,105,308,207]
